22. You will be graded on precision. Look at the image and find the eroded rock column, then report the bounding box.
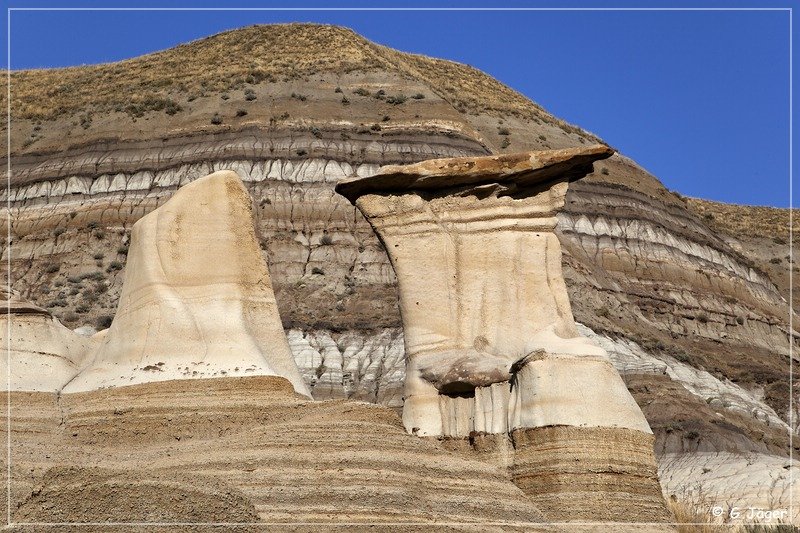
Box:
[0,288,92,391]
[336,145,670,522]
[63,171,311,397]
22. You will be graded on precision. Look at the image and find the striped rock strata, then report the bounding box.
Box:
[3,377,549,528]
[336,146,669,521]
[62,171,311,396]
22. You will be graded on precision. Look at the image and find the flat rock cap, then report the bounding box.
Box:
[335,144,614,202]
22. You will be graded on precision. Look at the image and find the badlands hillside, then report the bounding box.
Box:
[1,23,797,525]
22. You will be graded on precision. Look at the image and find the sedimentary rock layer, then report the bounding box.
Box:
[3,377,548,527]
[2,25,794,490]
[511,425,671,523]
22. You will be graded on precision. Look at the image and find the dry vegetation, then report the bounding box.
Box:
[685,197,798,242]
[667,498,796,533]
[1,23,594,139]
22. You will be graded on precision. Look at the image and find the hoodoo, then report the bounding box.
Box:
[62,171,311,396]
[336,145,671,521]
[0,288,91,392]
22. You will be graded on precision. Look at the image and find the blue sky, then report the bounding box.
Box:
[2,1,795,207]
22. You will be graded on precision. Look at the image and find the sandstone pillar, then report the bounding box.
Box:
[63,171,311,397]
[0,288,91,391]
[336,145,670,521]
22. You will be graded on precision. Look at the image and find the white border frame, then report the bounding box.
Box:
[4,4,794,528]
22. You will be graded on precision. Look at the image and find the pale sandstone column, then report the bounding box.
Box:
[63,171,311,397]
[336,145,670,521]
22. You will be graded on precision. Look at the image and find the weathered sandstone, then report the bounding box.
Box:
[2,377,549,528]
[337,146,668,521]
[62,171,310,396]
[2,24,795,525]
[0,289,91,391]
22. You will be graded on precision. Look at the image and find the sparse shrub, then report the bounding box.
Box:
[411,93,425,99]
[244,89,257,101]
[382,115,390,122]
[93,253,104,260]
[82,286,97,301]
[236,109,248,117]
[75,304,90,314]
[63,312,79,323]
[117,245,128,256]
[310,127,322,138]
[770,257,782,264]
[86,221,99,230]
[221,94,230,100]
[67,275,82,284]
[311,267,325,276]
[83,271,105,282]
[703,213,714,221]
[685,430,700,440]
[106,261,123,272]
[290,92,308,102]
[538,134,547,141]
[164,100,182,115]
[210,113,223,125]
[47,297,68,308]
[334,87,342,93]
[736,316,745,325]
[773,236,787,245]
[498,127,510,136]
[370,123,382,131]
[123,97,182,118]
[600,167,610,175]
[696,312,709,323]
[341,96,350,105]
[595,306,610,318]
[319,234,333,246]
[500,138,510,149]
[386,94,407,105]
[96,315,113,329]
[53,227,65,237]
[353,88,370,97]
[43,263,60,274]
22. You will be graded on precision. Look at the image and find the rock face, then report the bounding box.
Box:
[658,452,799,525]
[337,146,668,521]
[3,377,548,527]
[0,289,91,391]
[2,23,796,523]
[63,171,310,396]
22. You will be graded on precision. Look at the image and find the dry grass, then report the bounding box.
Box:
[685,197,798,241]
[668,498,729,533]
[667,499,796,533]
[1,23,594,139]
